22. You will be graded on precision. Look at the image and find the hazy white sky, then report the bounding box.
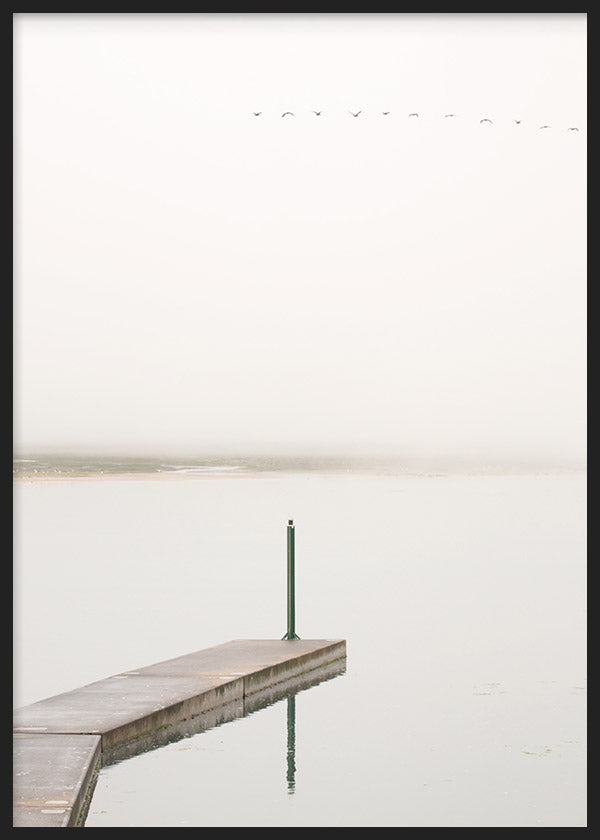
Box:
[13,13,586,463]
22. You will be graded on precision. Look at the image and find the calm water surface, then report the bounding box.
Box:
[13,469,586,826]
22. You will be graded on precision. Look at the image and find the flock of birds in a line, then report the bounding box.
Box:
[251,110,580,130]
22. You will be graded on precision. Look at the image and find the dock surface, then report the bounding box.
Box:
[13,638,346,827]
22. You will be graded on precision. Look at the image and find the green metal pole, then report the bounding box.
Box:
[282,519,300,640]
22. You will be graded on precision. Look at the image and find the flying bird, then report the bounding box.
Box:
[382,111,390,115]
[568,126,579,131]
[480,118,493,124]
[281,112,295,117]
[350,110,361,117]
[513,119,522,124]
[539,124,550,129]
[444,113,455,117]
[312,110,322,116]
[252,112,262,116]
[408,113,419,117]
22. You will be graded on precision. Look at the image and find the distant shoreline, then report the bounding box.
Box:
[12,470,281,482]
[12,452,586,482]
[13,467,586,482]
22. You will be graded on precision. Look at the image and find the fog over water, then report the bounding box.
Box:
[13,13,586,466]
[12,15,587,828]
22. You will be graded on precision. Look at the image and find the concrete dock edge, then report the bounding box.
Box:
[13,638,346,827]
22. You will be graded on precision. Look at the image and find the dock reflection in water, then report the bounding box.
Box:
[102,655,347,798]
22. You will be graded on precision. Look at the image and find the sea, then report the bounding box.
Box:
[13,454,587,827]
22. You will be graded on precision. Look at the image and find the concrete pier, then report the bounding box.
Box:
[13,638,346,827]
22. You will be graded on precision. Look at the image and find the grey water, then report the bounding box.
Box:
[13,465,586,826]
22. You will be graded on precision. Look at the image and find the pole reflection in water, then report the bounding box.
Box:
[286,694,296,794]
[245,658,345,798]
